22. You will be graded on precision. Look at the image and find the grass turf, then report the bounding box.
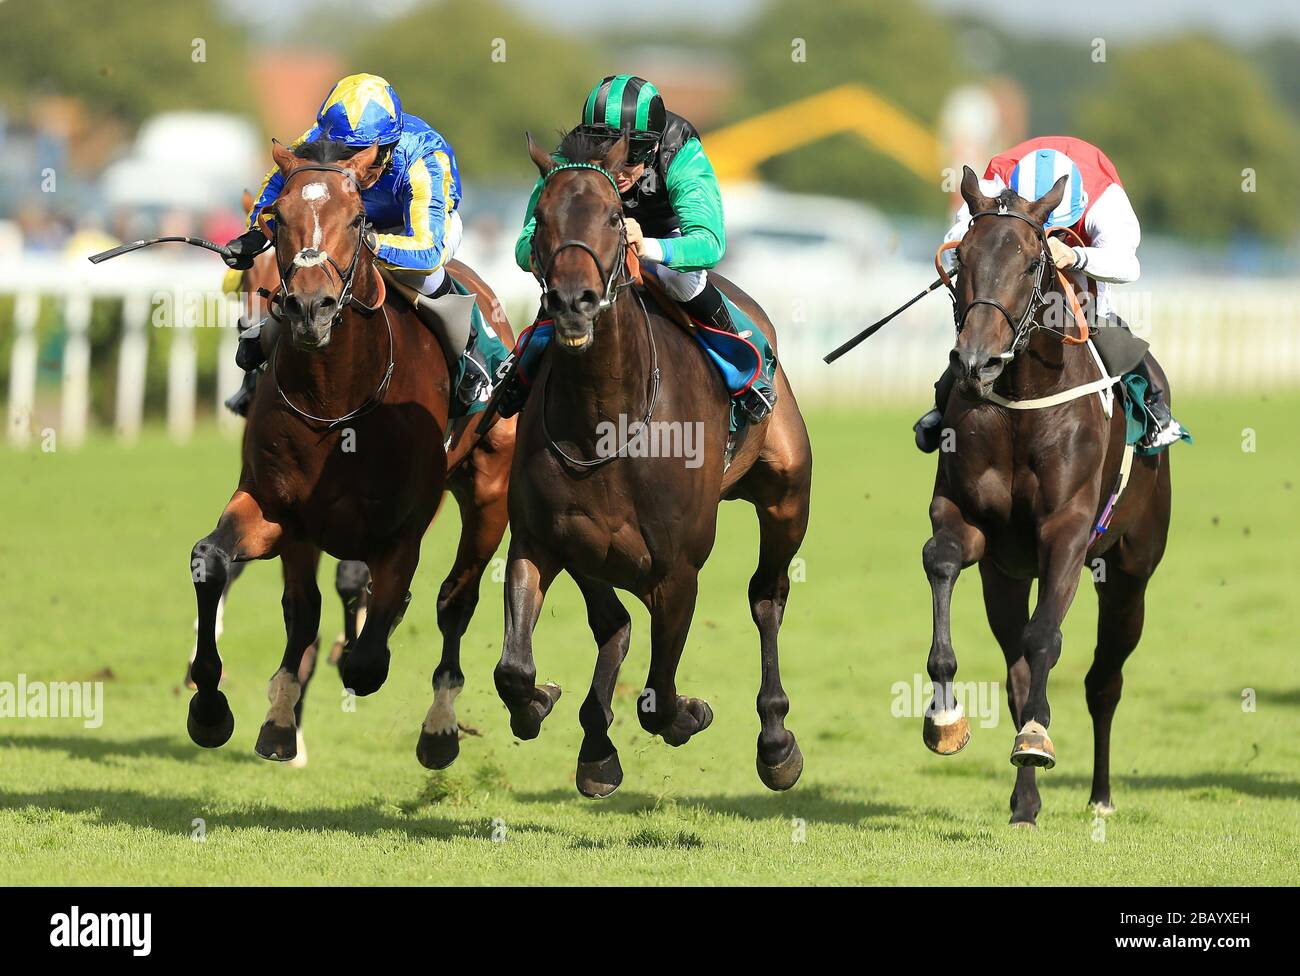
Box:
[1,393,1297,885]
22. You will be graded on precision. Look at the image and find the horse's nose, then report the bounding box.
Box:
[950,347,1002,380]
[285,292,337,325]
[546,287,600,317]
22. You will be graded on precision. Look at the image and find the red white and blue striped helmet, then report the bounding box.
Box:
[1008,148,1087,229]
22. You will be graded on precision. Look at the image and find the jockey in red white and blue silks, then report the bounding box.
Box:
[915,136,1185,452]
[942,136,1139,322]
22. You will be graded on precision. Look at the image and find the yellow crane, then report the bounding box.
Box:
[704,83,940,184]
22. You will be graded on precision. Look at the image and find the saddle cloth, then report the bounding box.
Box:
[509,289,776,432]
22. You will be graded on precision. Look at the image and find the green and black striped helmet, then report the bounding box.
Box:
[578,75,665,166]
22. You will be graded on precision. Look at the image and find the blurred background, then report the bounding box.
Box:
[2,0,1298,445]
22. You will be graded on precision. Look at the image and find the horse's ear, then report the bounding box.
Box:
[1027,174,1069,226]
[959,165,992,212]
[271,139,299,175]
[602,132,630,175]
[526,132,556,178]
[345,142,381,179]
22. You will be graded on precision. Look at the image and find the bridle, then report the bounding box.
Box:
[935,205,1089,360]
[529,162,637,313]
[528,161,660,470]
[260,163,384,320]
[261,162,394,429]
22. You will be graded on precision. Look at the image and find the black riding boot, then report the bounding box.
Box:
[223,369,259,417]
[681,283,775,424]
[224,315,270,417]
[913,365,957,453]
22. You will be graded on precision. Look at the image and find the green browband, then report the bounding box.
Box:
[546,161,619,192]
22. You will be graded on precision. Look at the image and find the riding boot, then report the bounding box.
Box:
[681,283,776,425]
[457,326,492,407]
[224,314,272,417]
[913,364,957,453]
[1130,356,1184,449]
[235,315,269,371]
[223,369,259,417]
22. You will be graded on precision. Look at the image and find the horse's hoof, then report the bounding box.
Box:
[576,752,623,798]
[1008,818,1038,830]
[757,738,803,792]
[509,683,561,741]
[287,730,309,768]
[1010,720,1056,769]
[923,705,970,755]
[661,697,712,747]
[1090,800,1116,817]
[187,692,234,749]
[339,652,389,697]
[254,721,298,762]
[416,728,460,770]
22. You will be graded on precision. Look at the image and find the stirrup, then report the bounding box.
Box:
[739,388,774,425]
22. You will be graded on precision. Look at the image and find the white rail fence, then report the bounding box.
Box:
[3,253,1299,448]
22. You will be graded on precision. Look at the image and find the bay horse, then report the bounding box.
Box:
[188,138,515,770]
[495,131,812,798]
[182,222,372,767]
[921,167,1171,826]
[184,225,371,694]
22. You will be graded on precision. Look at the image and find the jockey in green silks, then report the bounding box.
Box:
[505,74,775,425]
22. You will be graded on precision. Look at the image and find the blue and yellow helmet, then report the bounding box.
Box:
[316,73,404,147]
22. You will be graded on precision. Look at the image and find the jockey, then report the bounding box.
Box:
[222,73,488,415]
[505,74,775,425]
[914,135,1184,452]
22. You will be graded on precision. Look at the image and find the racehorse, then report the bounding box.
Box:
[181,211,371,767]
[920,167,1171,826]
[495,131,812,797]
[187,139,515,770]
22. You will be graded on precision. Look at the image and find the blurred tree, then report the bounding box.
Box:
[1252,38,1300,126]
[0,0,250,122]
[726,0,963,215]
[350,0,606,181]
[1076,37,1300,241]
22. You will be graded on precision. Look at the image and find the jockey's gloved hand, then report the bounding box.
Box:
[223,229,270,270]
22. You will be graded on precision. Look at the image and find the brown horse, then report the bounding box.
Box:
[188,138,515,770]
[920,167,1171,826]
[182,226,372,767]
[494,131,812,797]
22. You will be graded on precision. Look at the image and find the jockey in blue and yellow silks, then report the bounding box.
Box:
[223,73,480,415]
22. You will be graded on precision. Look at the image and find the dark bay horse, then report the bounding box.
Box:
[188,138,515,770]
[495,131,813,797]
[921,167,1171,825]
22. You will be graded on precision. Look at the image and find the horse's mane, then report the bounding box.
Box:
[293,138,362,163]
[557,127,615,165]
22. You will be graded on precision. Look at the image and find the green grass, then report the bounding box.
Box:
[1,392,1298,885]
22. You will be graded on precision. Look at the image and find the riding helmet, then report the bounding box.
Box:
[578,75,665,166]
[316,73,405,147]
